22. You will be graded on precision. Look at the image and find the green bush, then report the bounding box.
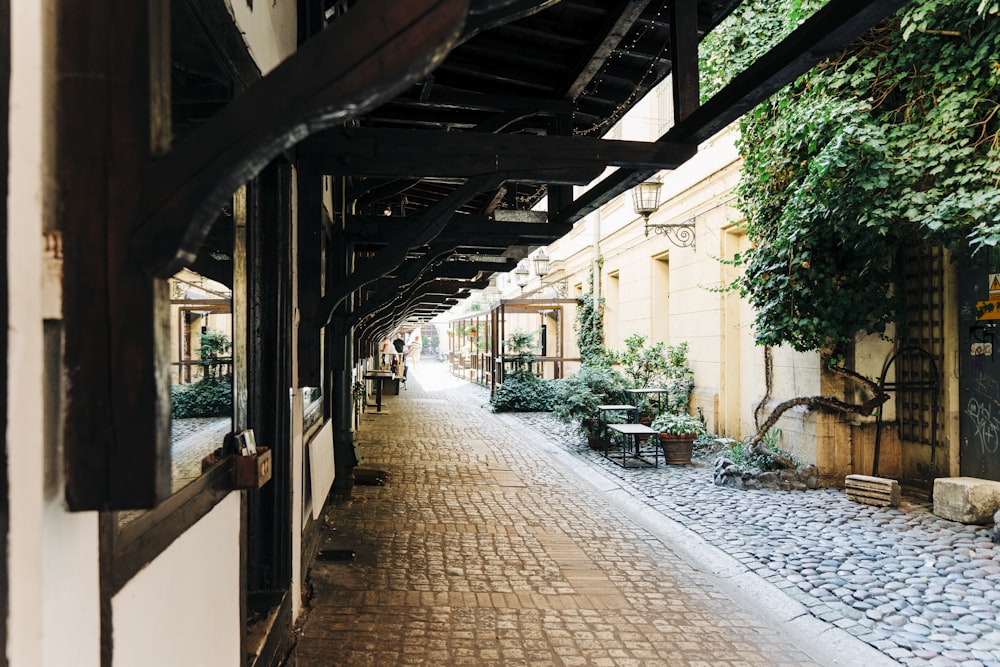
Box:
[550,365,629,427]
[727,429,793,471]
[489,372,556,412]
[171,377,233,418]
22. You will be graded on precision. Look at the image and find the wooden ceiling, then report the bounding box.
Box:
[170,0,910,336]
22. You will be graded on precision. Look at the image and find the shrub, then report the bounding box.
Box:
[727,429,794,471]
[171,377,233,418]
[550,365,629,428]
[490,372,555,412]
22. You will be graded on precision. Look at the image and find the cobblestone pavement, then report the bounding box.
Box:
[286,362,897,667]
[172,417,230,491]
[507,414,1000,667]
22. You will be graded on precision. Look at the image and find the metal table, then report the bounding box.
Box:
[604,423,660,468]
[363,371,394,412]
[596,404,638,452]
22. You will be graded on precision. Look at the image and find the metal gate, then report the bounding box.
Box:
[958,257,1000,480]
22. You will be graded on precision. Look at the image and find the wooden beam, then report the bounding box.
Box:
[669,0,700,123]
[346,215,565,242]
[562,0,912,225]
[60,0,172,510]
[178,0,261,90]
[561,0,651,101]
[317,175,501,326]
[132,0,470,278]
[300,126,695,181]
[388,88,574,116]
[463,0,561,40]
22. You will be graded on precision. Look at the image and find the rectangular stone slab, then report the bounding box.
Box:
[933,477,1000,524]
[845,474,900,507]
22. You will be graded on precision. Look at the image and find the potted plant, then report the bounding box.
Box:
[650,411,706,465]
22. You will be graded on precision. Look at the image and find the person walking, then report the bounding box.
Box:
[391,332,407,386]
[405,326,422,367]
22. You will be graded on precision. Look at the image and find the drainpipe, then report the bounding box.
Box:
[592,209,601,303]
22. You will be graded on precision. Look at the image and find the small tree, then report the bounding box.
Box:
[490,332,555,412]
[615,333,670,388]
[197,331,232,381]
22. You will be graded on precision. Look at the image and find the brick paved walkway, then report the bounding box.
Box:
[284,363,885,666]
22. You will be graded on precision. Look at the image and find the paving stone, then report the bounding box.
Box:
[285,364,826,666]
[285,362,1000,666]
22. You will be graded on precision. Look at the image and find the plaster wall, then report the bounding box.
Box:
[112,494,241,667]
[226,0,298,74]
[7,3,104,666]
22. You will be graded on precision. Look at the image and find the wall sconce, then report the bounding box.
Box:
[533,249,550,278]
[530,249,567,296]
[632,179,696,249]
[514,262,529,290]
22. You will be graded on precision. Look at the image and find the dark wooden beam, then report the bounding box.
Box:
[345,215,563,242]
[463,0,561,40]
[562,0,912,225]
[351,247,480,326]
[669,0,700,123]
[60,0,172,510]
[352,259,507,328]
[132,0,470,278]
[561,0,651,101]
[179,0,261,90]
[317,175,502,326]
[388,88,574,116]
[300,126,696,181]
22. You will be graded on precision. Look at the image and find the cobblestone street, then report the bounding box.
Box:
[285,362,910,666]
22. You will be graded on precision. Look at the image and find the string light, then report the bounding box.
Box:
[575,4,670,136]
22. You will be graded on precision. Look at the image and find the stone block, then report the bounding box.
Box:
[933,477,1000,524]
[845,474,900,507]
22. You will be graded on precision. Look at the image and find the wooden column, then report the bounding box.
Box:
[59,0,172,510]
[246,162,293,592]
[296,160,323,388]
[330,209,357,499]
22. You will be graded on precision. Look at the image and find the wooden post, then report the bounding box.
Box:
[60,0,172,509]
[296,159,323,388]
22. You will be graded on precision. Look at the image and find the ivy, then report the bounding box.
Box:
[574,266,613,366]
[713,0,1000,352]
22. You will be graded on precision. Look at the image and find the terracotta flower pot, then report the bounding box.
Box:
[582,418,602,450]
[658,433,696,465]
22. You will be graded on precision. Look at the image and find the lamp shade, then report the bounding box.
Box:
[532,249,550,277]
[632,179,663,218]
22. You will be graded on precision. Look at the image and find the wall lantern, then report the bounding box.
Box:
[529,248,566,296]
[632,178,696,249]
[532,249,550,278]
[514,262,529,288]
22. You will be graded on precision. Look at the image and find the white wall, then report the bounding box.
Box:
[7,2,103,666]
[226,0,298,74]
[113,494,242,667]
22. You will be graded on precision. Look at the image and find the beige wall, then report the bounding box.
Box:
[493,122,956,481]
[226,0,298,74]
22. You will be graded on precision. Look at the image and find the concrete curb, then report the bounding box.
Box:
[499,412,899,667]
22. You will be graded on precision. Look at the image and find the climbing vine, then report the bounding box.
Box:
[574,265,612,366]
[697,0,1000,461]
[723,0,1000,353]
